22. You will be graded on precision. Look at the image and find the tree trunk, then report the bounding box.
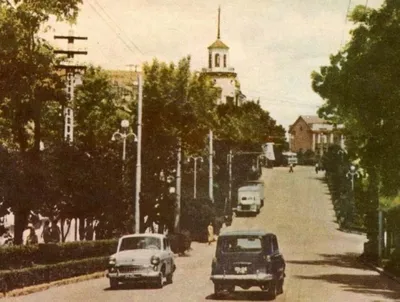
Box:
[13,209,29,245]
[79,216,85,240]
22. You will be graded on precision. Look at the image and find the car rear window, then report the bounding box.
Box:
[219,236,262,253]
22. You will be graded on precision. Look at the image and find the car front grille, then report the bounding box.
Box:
[117,265,148,274]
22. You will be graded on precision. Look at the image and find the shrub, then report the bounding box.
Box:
[0,245,39,270]
[168,230,191,255]
[36,240,118,264]
[0,257,108,293]
[181,198,216,242]
[0,239,117,270]
[385,248,400,276]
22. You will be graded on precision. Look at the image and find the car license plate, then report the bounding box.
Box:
[234,266,247,274]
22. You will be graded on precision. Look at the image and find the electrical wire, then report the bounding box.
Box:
[92,0,145,56]
[340,0,352,47]
[87,1,144,62]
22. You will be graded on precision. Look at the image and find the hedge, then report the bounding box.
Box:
[0,256,108,294]
[385,248,400,276]
[0,239,118,270]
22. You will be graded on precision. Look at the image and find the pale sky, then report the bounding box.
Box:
[43,0,385,132]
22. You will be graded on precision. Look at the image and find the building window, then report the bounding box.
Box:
[300,126,303,131]
[215,54,220,67]
[209,53,212,68]
[223,54,227,67]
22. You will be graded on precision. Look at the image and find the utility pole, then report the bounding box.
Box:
[227,150,233,205]
[209,129,214,202]
[135,72,143,234]
[54,30,87,241]
[54,29,88,143]
[174,138,182,232]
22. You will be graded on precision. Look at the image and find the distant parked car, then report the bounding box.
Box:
[210,230,285,300]
[107,233,176,289]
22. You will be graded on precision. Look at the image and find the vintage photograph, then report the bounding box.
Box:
[1,0,400,301]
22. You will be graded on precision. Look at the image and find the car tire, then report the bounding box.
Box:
[277,278,284,294]
[109,278,118,289]
[154,273,163,289]
[214,283,223,296]
[266,281,277,300]
[226,285,235,293]
[166,272,173,284]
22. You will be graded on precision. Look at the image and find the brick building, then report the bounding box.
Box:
[288,115,345,155]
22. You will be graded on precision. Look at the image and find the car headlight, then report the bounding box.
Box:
[109,257,116,266]
[151,256,160,265]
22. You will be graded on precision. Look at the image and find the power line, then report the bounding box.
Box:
[92,0,145,56]
[87,1,144,62]
[340,0,352,48]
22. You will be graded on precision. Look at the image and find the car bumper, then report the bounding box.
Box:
[236,208,258,213]
[107,270,160,281]
[210,273,273,284]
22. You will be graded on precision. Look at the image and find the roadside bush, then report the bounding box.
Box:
[385,248,400,276]
[168,230,191,255]
[0,239,117,270]
[37,239,118,264]
[181,198,216,242]
[0,256,108,294]
[0,245,39,270]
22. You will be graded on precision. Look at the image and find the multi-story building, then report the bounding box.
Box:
[201,7,245,106]
[288,115,345,155]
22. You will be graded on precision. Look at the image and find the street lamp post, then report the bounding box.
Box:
[111,120,138,161]
[346,165,359,191]
[187,156,203,199]
[111,119,138,232]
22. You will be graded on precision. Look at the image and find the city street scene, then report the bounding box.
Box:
[1,0,400,301]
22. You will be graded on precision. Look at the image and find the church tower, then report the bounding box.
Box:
[201,7,244,105]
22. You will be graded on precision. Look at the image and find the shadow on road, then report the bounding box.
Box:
[289,253,400,300]
[287,253,367,270]
[205,290,271,301]
[295,273,400,300]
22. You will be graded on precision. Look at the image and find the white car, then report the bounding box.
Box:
[106,233,176,289]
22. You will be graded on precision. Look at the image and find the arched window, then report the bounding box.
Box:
[215,54,220,67]
[209,53,212,68]
[223,54,227,67]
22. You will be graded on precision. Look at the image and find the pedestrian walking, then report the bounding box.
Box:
[289,163,294,173]
[49,221,61,243]
[41,220,51,244]
[25,226,38,245]
[84,221,94,241]
[315,163,319,174]
[207,222,214,245]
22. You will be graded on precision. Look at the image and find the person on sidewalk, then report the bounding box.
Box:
[315,163,319,174]
[26,226,38,245]
[41,220,51,244]
[207,222,214,245]
[289,163,294,173]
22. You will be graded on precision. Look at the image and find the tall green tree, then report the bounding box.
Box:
[0,0,82,244]
[311,1,400,241]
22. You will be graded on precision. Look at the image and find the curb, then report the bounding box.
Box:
[0,271,106,299]
[359,257,400,284]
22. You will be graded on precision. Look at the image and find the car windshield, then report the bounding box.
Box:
[219,236,262,253]
[119,236,161,251]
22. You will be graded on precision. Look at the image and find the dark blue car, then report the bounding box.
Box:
[210,230,285,300]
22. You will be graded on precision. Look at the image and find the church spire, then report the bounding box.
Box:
[217,6,221,39]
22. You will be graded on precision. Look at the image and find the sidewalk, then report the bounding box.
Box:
[359,256,400,285]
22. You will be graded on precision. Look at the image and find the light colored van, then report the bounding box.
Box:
[236,186,262,215]
[244,180,265,207]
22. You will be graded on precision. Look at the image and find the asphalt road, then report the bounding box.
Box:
[7,166,400,302]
